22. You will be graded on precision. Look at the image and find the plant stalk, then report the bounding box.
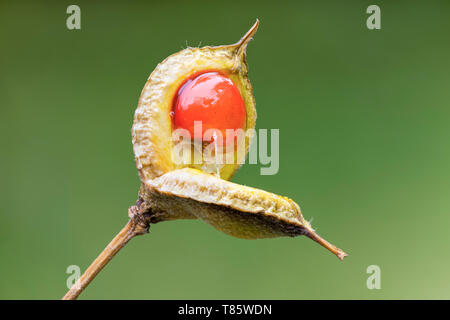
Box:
[62,205,151,300]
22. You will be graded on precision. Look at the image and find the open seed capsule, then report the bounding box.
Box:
[132,21,258,181]
[63,19,348,302]
[132,20,347,260]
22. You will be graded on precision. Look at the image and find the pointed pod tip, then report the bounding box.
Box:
[304,227,348,262]
[337,250,348,261]
[235,19,260,53]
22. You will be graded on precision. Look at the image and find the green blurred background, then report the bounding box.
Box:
[1,0,450,299]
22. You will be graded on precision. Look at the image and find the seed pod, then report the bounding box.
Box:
[144,168,310,238]
[63,20,347,301]
[142,168,347,260]
[132,20,347,260]
[132,21,258,182]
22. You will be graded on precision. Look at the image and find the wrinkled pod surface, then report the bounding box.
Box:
[132,20,347,260]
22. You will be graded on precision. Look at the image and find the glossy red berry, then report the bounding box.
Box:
[172,72,246,146]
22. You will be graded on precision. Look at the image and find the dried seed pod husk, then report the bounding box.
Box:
[142,168,347,260]
[132,20,347,260]
[132,21,259,182]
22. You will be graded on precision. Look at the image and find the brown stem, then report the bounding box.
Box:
[62,205,151,300]
[305,228,348,261]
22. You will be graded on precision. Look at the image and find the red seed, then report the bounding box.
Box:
[172,72,246,146]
